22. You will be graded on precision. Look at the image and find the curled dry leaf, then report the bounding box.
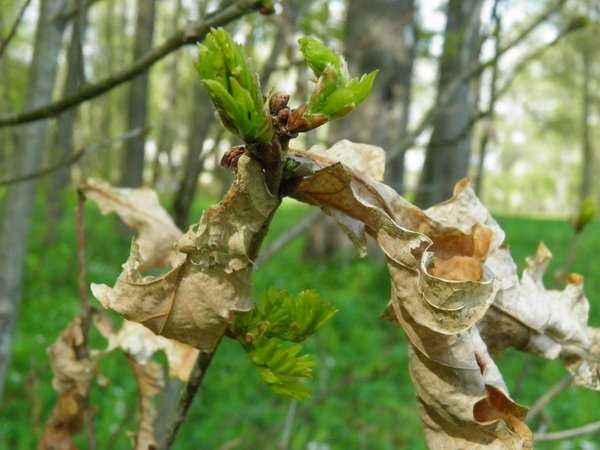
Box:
[80,178,183,270]
[290,144,532,449]
[481,244,600,390]
[431,180,600,391]
[91,155,279,350]
[38,316,94,450]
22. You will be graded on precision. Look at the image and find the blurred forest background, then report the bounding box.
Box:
[0,0,599,449]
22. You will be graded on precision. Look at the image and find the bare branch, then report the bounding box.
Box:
[526,375,573,423]
[535,420,600,442]
[255,210,322,268]
[0,0,266,128]
[0,127,145,186]
[157,349,217,450]
[0,0,33,61]
[75,189,96,450]
[0,148,86,186]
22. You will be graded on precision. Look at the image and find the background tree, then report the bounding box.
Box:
[0,0,69,402]
[416,0,483,207]
[120,0,157,188]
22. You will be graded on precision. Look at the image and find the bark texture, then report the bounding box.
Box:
[45,5,88,243]
[120,0,157,187]
[416,0,483,207]
[580,47,593,203]
[0,0,69,402]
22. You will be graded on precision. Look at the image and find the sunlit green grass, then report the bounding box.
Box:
[1,194,599,450]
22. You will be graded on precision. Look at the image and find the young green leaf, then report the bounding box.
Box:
[197,28,272,143]
[298,36,378,122]
[298,36,347,78]
[234,289,337,399]
[250,337,314,400]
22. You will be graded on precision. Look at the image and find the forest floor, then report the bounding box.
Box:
[1,196,599,450]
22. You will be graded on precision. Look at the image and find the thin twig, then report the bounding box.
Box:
[534,420,600,441]
[279,400,298,450]
[0,0,266,128]
[0,148,86,186]
[526,374,573,423]
[0,0,33,60]
[0,127,145,186]
[75,189,96,450]
[159,350,217,450]
[255,210,322,268]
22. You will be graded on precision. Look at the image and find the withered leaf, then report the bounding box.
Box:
[91,155,279,350]
[38,316,94,450]
[81,178,183,270]
[434,181,600,391]
[291,147,531,449]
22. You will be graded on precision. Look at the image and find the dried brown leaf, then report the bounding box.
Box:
[38,317,94,450]
[81,178,183,270]
[91,155,279,350]
[290,149,531,448]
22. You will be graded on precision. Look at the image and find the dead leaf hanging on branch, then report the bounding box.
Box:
[80,178,183,270]
[89,155,279,351]
[290,143,532,449]
[38,316,94,450]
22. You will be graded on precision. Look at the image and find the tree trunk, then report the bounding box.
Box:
[474,0,501,198]
[416,0,483,207]
[100,0,116,181]
[120,0,156,187]
[580,48,593,203]
[344,0,417,194]
[152,0,183,187]
[172,84,214,229]
[45,4,88,243]
[0,0,68,402]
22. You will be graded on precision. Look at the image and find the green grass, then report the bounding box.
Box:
[1,195,599,450]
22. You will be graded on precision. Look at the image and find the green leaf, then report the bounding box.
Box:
[235,288,337,343]
[298,36,378,122]
[196,28,272,143]
[234,289,336,399]
[250,337,314,400]
[298,36,347,79]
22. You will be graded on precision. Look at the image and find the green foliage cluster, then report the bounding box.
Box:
[196,28,273,143]
[234,289,337,399]
[298,36,378,119]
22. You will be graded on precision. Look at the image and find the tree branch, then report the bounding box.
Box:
[534,420,600,442]
[0,127,144,186]
[0,0,33,61]
[255,210,322,268]
[387,0,567,162]
[0,0,266,128]
[526,374,573,423]
[157,349,217,450]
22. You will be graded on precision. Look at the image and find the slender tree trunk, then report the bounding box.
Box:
[152,0,183,187]
[45,3,88,243]
[0,0,69,402]
[416,0,483,207]
[172,83,213,229]
[100,0,116,181]
[580,48,593,203]
[120,0,157,187]
[474,0,501,197]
